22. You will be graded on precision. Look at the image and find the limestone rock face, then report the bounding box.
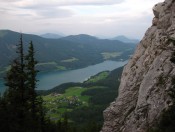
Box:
[101,0,175,132]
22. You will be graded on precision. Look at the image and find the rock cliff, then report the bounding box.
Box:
[101,0,175,131]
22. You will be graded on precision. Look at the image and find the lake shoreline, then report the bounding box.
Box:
[0,60,128,93]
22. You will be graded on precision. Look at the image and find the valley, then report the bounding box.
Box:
[0,30,135,131]
[41,67,124,131]
[0,60,127,93]
[0,30,136,77]
[0,0,170,131]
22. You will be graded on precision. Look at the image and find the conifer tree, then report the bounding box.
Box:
[25,41,47,131]
[4,35,27,131]
[18,34,25,104]
[0,94,8,132]
[25,41,38,118]
[0,35,56,132]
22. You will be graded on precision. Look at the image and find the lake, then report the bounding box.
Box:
[0,60,127,93]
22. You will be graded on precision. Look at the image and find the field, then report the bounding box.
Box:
[43,87,90,120]
[101,52,122,59]
[61,57,79,63]
[36,61,66,71]
[42,67,123,131]
[42,71,111,121]
[84,71,109,83]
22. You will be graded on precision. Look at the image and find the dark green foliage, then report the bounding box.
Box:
[90,90,117,105]
[67,105,105,132]
[38,67,124,132]
[25,41,39,119]
[82,88,117,105]
[0,30,135,73]
[0,34,125,131]
[2,35,27,132]
[156,75,166,87]
[63,67,123,132]
[81,87,108,96]
[0,36,58,132]
[54,115,79,132]
[38,82,83,95]
[67,105,105,123]
[0,96,9,132]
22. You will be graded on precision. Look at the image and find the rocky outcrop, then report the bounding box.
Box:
[101,0,175,132]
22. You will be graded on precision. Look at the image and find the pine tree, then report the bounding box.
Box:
[25,41,38,117]
[18,34,25,104]
[0,94,9,132]
[25,41,49,131]
[0,35,56,132]
[4,35,27,131]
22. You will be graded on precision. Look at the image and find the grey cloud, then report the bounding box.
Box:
[16,13,33,17]
[37,8,74,18]
[12,2,75,19]
[0,8,8,12]
[64,0,125,6]
[0,2,74,19]
[0,7,15,14]
[5,0,123,19]
[0,0,22,2]
[17,0,124,9]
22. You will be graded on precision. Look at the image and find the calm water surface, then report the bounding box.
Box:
[0,60,127,92]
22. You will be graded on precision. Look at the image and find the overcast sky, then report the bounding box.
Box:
[0,0,163,39]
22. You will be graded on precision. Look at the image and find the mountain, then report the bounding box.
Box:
[61,34,98,42]
[0,30,136,75]
[40,33,63,39]
[111,35,139,44]
[61,34,137,50]
[102,0,175,132]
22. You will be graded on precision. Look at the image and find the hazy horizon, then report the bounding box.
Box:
[0,0,163,39]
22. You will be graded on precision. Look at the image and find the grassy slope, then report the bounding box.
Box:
[101,52,122,60]
[43,72,109,120]
[61,57,79,63]
[43,87,90,120]
[42,66,124,131]
[84,71,109,83]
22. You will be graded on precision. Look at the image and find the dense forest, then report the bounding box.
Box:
[0,35,124,132]
[0,30,135,77]
[0,36,69,131]
[39,66,123,132]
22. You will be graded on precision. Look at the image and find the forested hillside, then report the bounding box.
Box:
[0,33,127,131]
[0,35,125,132]
[0,36,51,131]
[0,30,135,76]
[38,66,124,131]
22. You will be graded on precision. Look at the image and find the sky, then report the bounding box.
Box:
[0,0,163,39]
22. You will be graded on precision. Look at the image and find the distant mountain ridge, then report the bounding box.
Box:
[40,33,63,39]
[0,30,136,76]
[40,33,139,44]
[111,35,140,44]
